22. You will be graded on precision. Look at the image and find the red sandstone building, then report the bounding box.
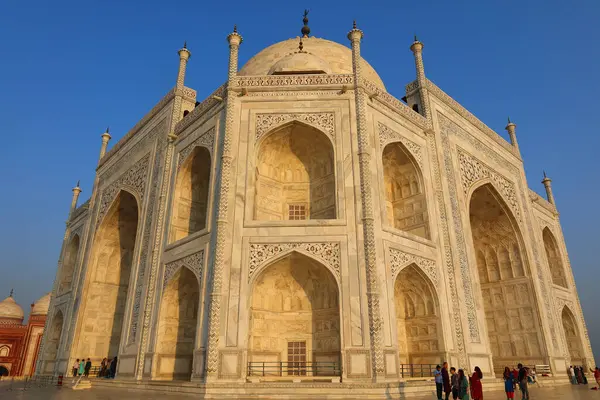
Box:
[0,291,49,376]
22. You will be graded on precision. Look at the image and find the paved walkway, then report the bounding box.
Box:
[0,382,599,399]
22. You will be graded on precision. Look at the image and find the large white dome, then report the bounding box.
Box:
[239,37,386,90]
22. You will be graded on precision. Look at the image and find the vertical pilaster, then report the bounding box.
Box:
[348,21,384,379]
[99,128,111,162]
[542,172,555,206]
[68,181,82,221]
[176,42,191,90]
[205,25,242,379]
[410,37,432,121]
[505,118,520,155]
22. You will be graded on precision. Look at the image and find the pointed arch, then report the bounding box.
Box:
[58,234,80,295]
[561,306,584,365]
[254,121,336,221]
[394,264,443,365]
[155,266,199,380]
[78,189,139,361]
[170,146,211,243]
[542,228,568,288]
[469,183,545,370]
[248,252,341,375]
[382,141,430,239]
[44,310,64,361]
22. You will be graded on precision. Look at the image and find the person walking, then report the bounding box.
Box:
[458,369,470,400]
[590,367,600,389]
[105,358,112,379]
[442,362,451,400]
[99,358,107,377]
[469,366,483,400]
[84,358,92,377]
[109,356,118,379]
[434,365,443,400]
[503,366,516,400]
[450,367,459,400]
[517,363,529,400]
[78,358,85,376]
[72,359,79,377]
[581,366,588,384]
[570,366,577,384]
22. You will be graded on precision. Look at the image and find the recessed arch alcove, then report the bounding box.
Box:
[58,234,80,295]
[382,141,429,239]
[248,252,341,376]
[469,183,545,369]
[170,146,211,243]
[44,310,64,362]
[78,190,139,360]
[155,267,199,380]
[542,228,568,288]
[394,264,442,364]
[561,306,584,365]
[254,122,335,221]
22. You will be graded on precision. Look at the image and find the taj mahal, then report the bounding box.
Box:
[35,13,594,397]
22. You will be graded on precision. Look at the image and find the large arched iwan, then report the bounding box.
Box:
[469,183,546,373]
[76,190,139,362]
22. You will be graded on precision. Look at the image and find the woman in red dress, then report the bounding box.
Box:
[469,366,483,400]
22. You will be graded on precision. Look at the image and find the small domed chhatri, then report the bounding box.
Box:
[0,290,24,323]
[37,11,591,398]
[31,293,51,316]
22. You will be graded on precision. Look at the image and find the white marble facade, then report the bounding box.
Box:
[36,20,593,389]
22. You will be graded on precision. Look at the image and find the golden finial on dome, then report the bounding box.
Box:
[301,9,310,38]
[9,288,13,297]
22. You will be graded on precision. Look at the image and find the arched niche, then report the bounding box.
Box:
[394,264,442,365]
[248,252,340,376]
[0,365,8,376]
[155,267,199,380]
[469,184,545,370]
[44,310,64,361]
[78,190,139,361]
[382,142,429,239]
[0,346,9,357]
[254,122,336,221]
[170,146,211,243]
[561,307,584,365]
[542,228,568,288]
[58,234,80,295]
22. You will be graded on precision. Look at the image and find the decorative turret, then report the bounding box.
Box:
[177,41,191,89]
[226,25,243,80]
[542,171,555,206]
[99,127,111,162]
[505,117,520,153]
[410,35,426,84]
[68,180,82,220]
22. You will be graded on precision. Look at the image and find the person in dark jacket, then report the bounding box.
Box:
[517,363,529,400]
[442,362,451,400]
[109,356,118,379]
[84,358,92,377]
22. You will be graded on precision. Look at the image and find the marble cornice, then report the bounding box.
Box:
[529,189,559,216]
[175,84,226,135]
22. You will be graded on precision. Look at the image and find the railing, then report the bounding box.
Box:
[399,364,438,378]
[247,361,341,377]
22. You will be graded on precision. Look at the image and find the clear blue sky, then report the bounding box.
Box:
[1,0,599,362]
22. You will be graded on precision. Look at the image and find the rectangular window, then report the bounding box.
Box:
[287,341,306,376]
[288,204,307,220]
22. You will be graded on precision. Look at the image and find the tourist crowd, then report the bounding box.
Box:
[71,356,118,379]
[433,362,536,400]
